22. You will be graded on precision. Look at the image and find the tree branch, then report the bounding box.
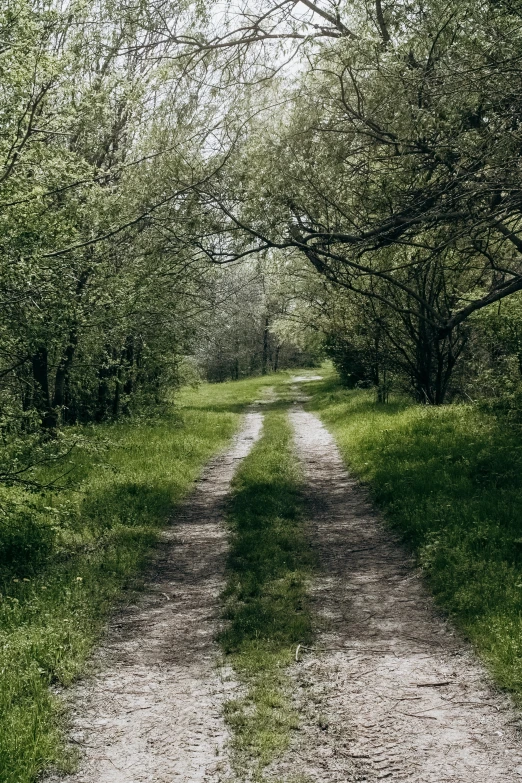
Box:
[374,0,390,43]
[295,0,359,38]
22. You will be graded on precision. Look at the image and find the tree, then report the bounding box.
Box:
[193,260,316,381]
[192,0,522,401]
[0,0,230,436]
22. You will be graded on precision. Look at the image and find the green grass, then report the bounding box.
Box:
[307,373,522,700]
[221,400,315,779]
[0,374,279,783]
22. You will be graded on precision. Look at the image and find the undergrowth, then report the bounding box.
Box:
[0,375,277,783]
[307,373,522,701]
[221,401,314,780]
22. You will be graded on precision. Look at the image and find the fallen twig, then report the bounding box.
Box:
[415,681,453,688]
[347,546,377,554]
[397,711,438,720]
[442,699,500,711]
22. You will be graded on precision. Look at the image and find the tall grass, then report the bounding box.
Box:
[0,375,276,783]
[307,375,522,699]
[221,402,315,779]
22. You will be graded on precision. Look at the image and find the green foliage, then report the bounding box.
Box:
[221,401,314,778]
[0,0,230,447]
[0,376,272,783]
[323,332,376,389]
[194,262,319,383]
[466,294,522,408]
[199,0,522,404]
[308,375,522,698]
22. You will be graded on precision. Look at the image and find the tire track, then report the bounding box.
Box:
[267,405,522,782]
[46,409,263,783]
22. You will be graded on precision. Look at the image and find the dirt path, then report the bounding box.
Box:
[267,405,522,782]
[49,410,263,783]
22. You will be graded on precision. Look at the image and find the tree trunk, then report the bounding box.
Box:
[410,330,462,405]
[96,349,112,422]
[377,366,389,403]
[123,336,135,396]
[261,316,269,375]
[113,375,121,417]
[53,333,78,414]
[32,346,57,429]
[273,343,280,373]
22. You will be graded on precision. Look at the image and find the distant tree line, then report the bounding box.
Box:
[194,263,319,382]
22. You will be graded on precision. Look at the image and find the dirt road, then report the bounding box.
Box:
[46,388,522,783]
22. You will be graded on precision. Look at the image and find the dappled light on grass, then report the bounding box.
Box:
[309,379,522,697]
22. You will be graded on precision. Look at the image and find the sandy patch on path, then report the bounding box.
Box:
[269,407,522,782]
[290,375,323,383]
[47,410,263,783]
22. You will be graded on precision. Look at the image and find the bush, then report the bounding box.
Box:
[0,501,56,578]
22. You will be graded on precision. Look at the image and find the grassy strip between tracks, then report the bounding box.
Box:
[0,375,279,783]
[307,372,522,702]
[221,402,315,779]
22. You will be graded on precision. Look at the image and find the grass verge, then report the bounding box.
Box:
[0,375,277,783]
[307,373,522,700]
[221,402,314,780]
